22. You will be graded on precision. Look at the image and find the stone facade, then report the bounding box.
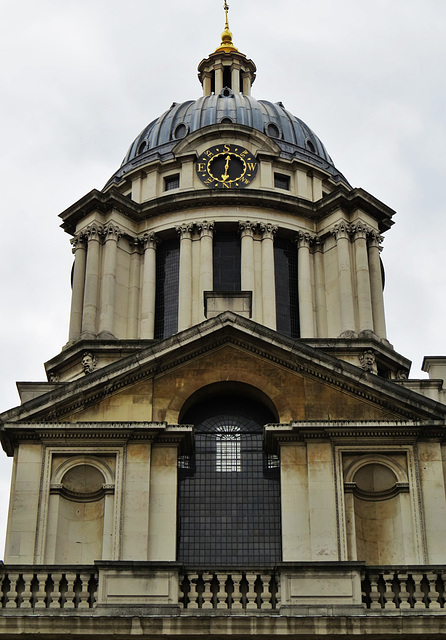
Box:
[1,10,446,640]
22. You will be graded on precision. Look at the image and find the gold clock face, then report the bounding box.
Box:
[196,144,258,189]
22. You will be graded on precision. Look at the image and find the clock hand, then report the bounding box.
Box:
[221,155,231,181]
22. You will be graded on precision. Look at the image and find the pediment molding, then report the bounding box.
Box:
[1,314,445,428]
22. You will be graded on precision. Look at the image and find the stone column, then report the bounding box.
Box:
[82,223,102,338]
[214,64,223,94]
[239,220,256,293]
[333,222,355,334]
[260,223,277,329]
[202,72,212,97]
[368,231,387,339]
[313,237,327,338]
[177,223,194,331]
[198,221,214,322]
[98,223,121,338]
[296,232,314,338]
[242,72,251,95]
[140,232,158,339]
[68,232,87,342]
[352,222,373,331]
[231,64,240,93]
[127,241,140,339]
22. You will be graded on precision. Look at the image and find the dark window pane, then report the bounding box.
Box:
[154,238,179,339]
[164,174,180,191]
[274,173,290,190]
[274,237,299,338]
[213,231,241,291]
[178,395,281,565]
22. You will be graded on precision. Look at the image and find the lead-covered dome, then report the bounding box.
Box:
[106,90,347,186]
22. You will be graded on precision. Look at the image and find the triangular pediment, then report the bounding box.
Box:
[1,313,444,430]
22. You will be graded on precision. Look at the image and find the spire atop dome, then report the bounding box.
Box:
[215,1,238,52]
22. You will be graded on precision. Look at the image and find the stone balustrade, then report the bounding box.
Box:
[362,567,446,610]
[1,564,445,612]
[179,569,279,610]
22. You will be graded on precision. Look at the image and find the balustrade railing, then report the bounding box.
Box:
[1,565,445,612]
[362,568,446,609]
[0,568,97,610]
[179,569,279,610]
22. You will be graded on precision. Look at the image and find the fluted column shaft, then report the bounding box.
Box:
[297,232,314,338]
[260,223,277,329]
[333,222,355,333]
[177,224,193,331]
[352,222,373,331]
[82,224,102,337]
[198,221,214,321]
[68,233,87,342]
[140,232,157,339]
[368,231,387,338]
[99,223,121,337]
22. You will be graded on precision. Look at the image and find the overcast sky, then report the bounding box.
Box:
[0,0,445,558]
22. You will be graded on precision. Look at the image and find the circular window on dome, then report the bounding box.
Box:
[220,117,233,124]
[174,123,188,140]
[137,141,147,155]
[265,123,281,139]
[306,139,316,153]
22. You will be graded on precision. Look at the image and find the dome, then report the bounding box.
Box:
[106,90,348,186]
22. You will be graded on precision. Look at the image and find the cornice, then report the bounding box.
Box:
[1,422,194,457]
[59,184,394,237]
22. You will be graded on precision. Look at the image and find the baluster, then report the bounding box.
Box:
[425,572,441,610]
[369,573,384,610]
[411,572,425,609]
[49,573,63,609]
[5,574,19,609]
[201,572,214,609]
[398,573,412,610]
[245,572,259,610]
[272,572,280,610]
[20,573,34,609]
[64,572,77,609]
[384,573,397,609]
[77,573,91,610]
[187,574,200,610]
[34,573,48,610]
[230,573,243,610]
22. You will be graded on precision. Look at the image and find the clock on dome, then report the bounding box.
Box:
[196,144,259,189]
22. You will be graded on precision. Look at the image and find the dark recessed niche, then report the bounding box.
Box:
[137,141,147,154]
[174,123,188,140]
[307,139,316,153]
[220,117,233,124]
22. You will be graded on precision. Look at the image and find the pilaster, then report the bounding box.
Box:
[259,223,277,329]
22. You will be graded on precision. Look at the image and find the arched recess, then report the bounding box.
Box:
[177,382,281,565]
[343,455,412,565]
[49,457,115,564]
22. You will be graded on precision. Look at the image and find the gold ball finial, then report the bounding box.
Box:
[215,1,238,52]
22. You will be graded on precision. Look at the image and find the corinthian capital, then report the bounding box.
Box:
[141,231,158,250]
[197,220,215,237]
[176,223,194,239]
[259,223,278,240]
[70,232,87,254]
[103,223,123,242]
[367,229,384,248]
[85,223,103,242]
[296,231,312,249]
[332,221,352,240]
[238,220,258,238]
[351,221,370,240]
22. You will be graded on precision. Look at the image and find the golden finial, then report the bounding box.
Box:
[215,0,238,52]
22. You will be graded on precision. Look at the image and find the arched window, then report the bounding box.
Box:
[177,392,281,565]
